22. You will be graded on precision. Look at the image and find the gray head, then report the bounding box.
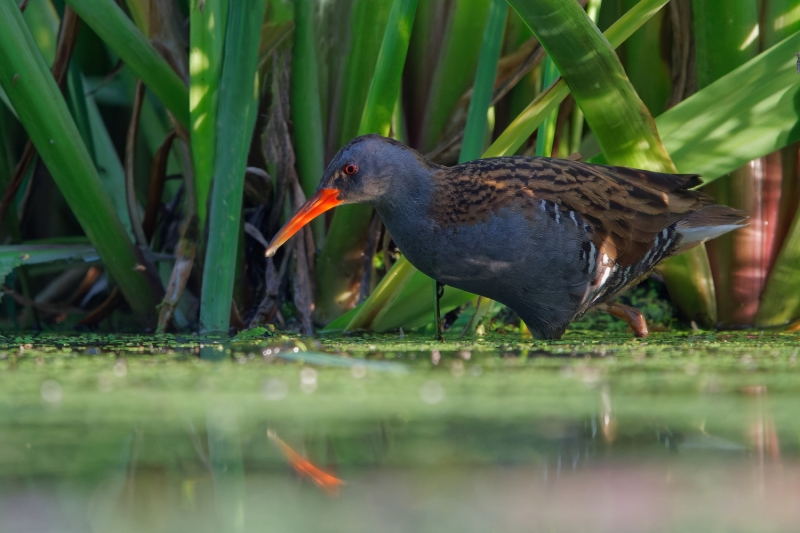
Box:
[265,134,436,256]
[318,134,438,206]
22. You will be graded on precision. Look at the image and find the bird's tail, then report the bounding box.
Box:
[675,204,749,252]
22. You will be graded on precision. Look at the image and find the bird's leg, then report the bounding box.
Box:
[459,295,484,338]
[599,302,649,338]
[433,280,445,341]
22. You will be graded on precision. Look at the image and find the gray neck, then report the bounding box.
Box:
[371,162,436,232]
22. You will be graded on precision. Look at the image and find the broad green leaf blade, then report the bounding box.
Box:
[122,0,148,35]
[459,0,507,163]
[0,244,98,286]
[508,0,674,172]
[0,0,161,322]
[190,0,228,234]
[320,303,360,334]
[200,0,268,334]
[0,106,12,188]
[655,248,717,326]
[0,86,16,120]
[693,0,759,89]
[655,31,800,182]
[569,0,602,155]
[486,0,669,158]
[764,0,800,46]
[64,0,189,128]
[314,0,418,325]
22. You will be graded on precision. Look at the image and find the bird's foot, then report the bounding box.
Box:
[599,302,649,338]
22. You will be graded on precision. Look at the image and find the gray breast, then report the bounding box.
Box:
[379,199,596,339]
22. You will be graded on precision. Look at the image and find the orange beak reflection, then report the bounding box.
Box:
[265,188,342,257]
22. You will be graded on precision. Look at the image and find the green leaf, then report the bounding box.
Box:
[533,56,559,158]
[370,274,473,332]
[22,0,59,65]
[313,0,418,325]
[654,31,800,182]
[64,0,189,128]
[508,0,674,172]
[486,0,670,158]
[0,244,98,287]
[357,0,419,138]
[0,0,161,323]
[341,255,417,331]
[291,0,326,243]
[84,91,134,238]
[190,0,228,233]
[620,0,669,114]
[459,0,506,163]
[199,0,268,334]
[485,79,571,158]
[418,0,491,152]
[693,0,759,89]
[335,0,394,147]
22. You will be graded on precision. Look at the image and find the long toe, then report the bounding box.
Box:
[599,302,650,338]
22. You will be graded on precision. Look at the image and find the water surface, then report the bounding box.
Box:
[0,331,798,533]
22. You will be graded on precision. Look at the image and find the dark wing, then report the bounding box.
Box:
[431,156,709,266]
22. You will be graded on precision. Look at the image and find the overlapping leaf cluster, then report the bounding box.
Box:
[0,0,798,336]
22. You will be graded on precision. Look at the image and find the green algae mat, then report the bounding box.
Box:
[0,331,799,532]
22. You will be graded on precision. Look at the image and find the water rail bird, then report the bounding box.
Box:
[266,135,748,339]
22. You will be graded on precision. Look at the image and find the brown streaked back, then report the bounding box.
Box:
[429,156,713,267]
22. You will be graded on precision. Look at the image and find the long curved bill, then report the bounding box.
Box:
[265,188,342,257]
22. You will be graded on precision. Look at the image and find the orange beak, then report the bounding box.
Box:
[265,188,343,257]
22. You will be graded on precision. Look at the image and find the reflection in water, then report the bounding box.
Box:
[207,408,246,532]
[600,384,617,443]
[267,429,344,496]
[3,348,800,532]
[745,385,781,498]
[2,403,799,533]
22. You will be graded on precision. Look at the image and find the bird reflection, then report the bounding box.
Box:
[268,429,345,496]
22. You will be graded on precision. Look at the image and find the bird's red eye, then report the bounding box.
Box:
[344,163,358,175]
